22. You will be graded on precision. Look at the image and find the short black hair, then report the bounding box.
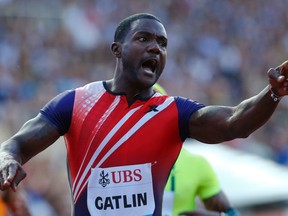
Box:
[114,13,162,43]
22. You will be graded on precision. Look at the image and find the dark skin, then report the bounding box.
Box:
[202,192,230,211]
[0,17,288,205]
[108,19,167,105]
[179,192,232,216]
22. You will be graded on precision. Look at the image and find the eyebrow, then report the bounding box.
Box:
[135,31,167,40]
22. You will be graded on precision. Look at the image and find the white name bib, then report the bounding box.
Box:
[87,163,155,216]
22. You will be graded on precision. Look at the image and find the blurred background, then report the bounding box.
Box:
[0,0,288,215]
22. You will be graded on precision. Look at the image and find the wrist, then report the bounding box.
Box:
[269,86,282,102]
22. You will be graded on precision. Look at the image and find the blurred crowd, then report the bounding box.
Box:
[0,0,288,215]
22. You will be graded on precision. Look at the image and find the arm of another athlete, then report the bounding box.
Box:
[179,210,220,216]
[0,115,61,191]
[202,191,231,212]
[179,192,239,216]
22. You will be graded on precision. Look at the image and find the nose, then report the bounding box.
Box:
[147,41,161,54]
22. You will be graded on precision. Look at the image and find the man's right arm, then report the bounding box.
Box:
[0,89,75,192]
[0,114,61,192]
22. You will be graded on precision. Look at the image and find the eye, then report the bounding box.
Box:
[159,40,167,48]
[158,38,167,48]
[138,37,148,42]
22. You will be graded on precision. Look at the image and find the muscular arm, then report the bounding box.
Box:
[189,61,288,144]
[0,89,73,192]
[189,86,278,143]
[0,114,60,190]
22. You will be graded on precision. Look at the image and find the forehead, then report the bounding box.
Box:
[129,18,167,38]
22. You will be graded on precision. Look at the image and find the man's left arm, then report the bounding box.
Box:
[188,60,288,144]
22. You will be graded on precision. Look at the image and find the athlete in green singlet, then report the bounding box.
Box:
[163,148,240,216]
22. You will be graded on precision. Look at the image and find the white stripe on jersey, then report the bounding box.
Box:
[72,95,121,194]
[72,82,107,193]
[73,100,142,202]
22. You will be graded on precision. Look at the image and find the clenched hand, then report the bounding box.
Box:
[0,152,26,192]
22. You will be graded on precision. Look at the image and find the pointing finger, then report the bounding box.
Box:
[5,164,18,185]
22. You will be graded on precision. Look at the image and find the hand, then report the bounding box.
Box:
[0,152,26,191]
[268,60,288,96]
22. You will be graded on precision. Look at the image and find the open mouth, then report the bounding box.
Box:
[142,59,158,74]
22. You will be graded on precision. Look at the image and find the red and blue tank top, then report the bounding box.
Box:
[39,81,204,216]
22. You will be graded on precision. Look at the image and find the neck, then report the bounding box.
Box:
[105,79,154,104]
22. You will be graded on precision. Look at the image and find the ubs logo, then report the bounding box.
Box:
[98,168,143,187]
[98,170,110,187]
[111,169,142,183]
[98,169,143,187]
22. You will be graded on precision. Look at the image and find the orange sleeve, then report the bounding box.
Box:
[0,198,7,216]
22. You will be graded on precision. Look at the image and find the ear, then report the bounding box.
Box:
[111,42,121,58]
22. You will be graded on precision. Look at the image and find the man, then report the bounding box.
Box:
[0,13,287,216]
